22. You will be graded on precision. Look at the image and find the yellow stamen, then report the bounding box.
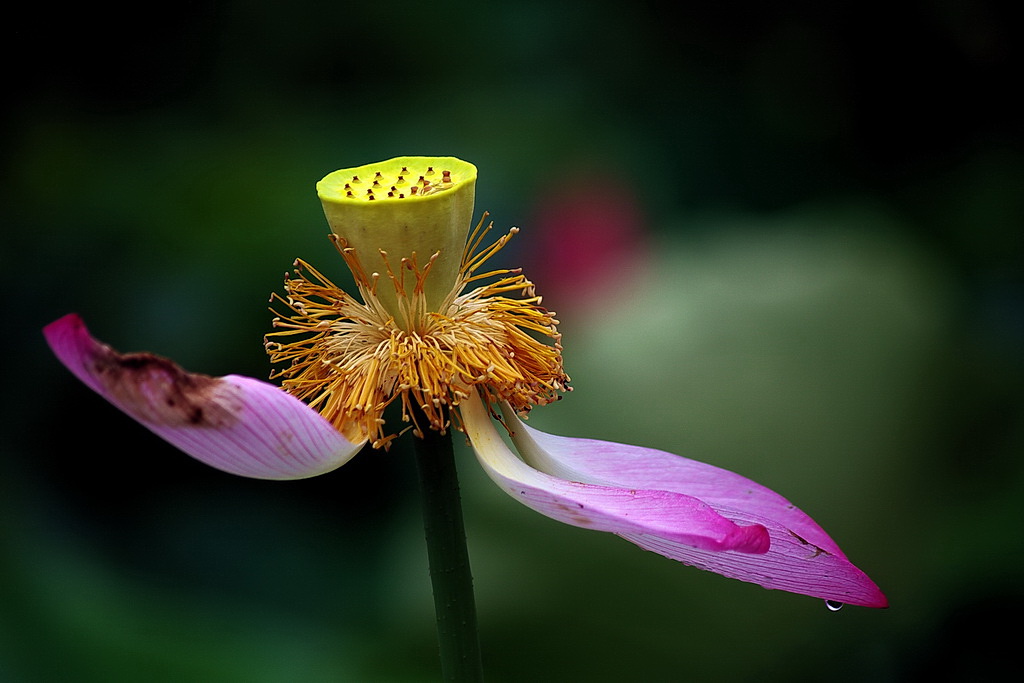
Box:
[265,214,570,448]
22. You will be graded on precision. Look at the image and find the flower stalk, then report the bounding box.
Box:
[412,419,483,682]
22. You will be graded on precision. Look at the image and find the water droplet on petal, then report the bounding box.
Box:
[825,600,844,612]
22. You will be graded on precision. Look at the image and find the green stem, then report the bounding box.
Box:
[412,425,483,682]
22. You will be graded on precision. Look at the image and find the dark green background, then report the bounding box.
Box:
[3,1,1021,681]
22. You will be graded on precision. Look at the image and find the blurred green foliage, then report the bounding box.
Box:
[3,1,1021,681]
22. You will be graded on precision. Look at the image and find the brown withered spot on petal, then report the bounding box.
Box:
[555,502,593,526]
[787,529,831,559]
[89,346,243,429]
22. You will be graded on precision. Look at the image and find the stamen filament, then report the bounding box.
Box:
[266,216,570,446]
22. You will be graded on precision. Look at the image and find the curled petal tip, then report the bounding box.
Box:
[723,522,772,555]
[462,391,771,555]
[43,314,366,480]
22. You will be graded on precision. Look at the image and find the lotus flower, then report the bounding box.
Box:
[43,156,886,608]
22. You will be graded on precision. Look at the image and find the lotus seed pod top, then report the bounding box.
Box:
[316,156,478,319]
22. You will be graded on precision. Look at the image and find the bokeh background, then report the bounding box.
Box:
[3,1,1021,681]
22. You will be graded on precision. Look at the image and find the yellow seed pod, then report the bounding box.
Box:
[317,156,478,316]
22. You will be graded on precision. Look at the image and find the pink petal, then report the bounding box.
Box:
[44,314,365,480]
[461,392,770,554]
[499,403,887,608]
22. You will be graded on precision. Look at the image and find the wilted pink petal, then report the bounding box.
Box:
[44,314,365,480]
[462,392,770,554]
[498,403,887,608]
